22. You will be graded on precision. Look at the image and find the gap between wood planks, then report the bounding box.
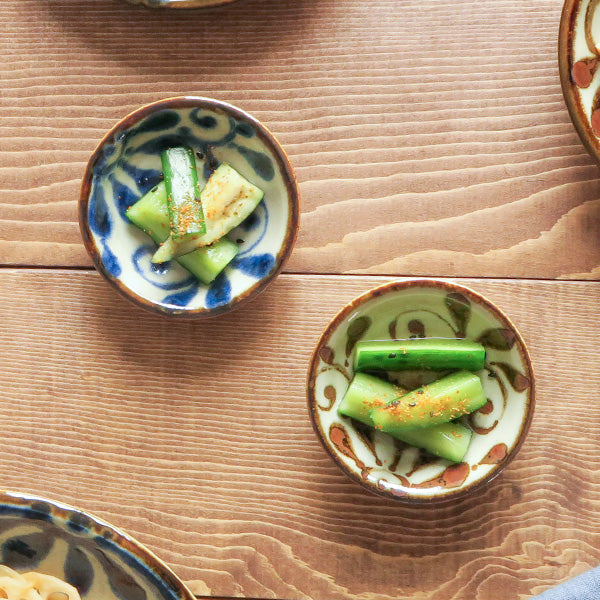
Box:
[0,263,599,285]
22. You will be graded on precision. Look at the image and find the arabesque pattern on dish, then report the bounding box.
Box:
[570,0,600,133]
[309,282,533,501]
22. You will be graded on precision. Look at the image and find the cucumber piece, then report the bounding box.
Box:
[354,338,485,373]
[337,373,473,462]
[126,182,238,285]
[177,238,238,284]
[397,421,473,463]
[371,370,486,431]
[338,373,406,424]
[162,146,206,238]
[152,162,264,263]
[126,182,171,239]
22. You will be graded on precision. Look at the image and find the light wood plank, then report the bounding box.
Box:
[1,0,599,277]
[0,270,598,599]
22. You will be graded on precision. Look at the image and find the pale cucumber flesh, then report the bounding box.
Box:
[161,146,205,238]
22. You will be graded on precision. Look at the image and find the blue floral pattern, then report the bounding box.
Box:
[0,495,188,600]
[86,103,291,313]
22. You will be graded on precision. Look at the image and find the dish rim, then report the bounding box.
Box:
[123,0,240,9]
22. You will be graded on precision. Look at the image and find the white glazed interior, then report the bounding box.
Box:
[573,0,597,118]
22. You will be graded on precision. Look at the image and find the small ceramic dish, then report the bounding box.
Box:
[307,279,535,503]
[79,96,299,317]
[559,0,600,164]
[123,0,239,8]
[0,490,194,600]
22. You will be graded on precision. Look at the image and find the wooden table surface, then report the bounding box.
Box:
[2,0,599,598]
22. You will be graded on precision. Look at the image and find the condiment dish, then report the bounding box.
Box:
[79,96,299,317]
[307,279,535,503]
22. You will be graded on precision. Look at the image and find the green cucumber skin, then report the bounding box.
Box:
[396,421,473,463]
[338,373,406,425]
[337,373,473,462]
[354,339,485,372]
[125,182,238,285]
[370,370,486,431]
[161,147,206,238]
[175,238,240,285]
[176,238,238,284]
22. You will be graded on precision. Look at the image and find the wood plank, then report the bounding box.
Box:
[0,270,598,599]
[1,0,600,278]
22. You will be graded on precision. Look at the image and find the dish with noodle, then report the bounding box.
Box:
[0,566,80,600]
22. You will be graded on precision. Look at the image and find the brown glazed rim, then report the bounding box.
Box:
[306,279,536,505]
[123,0,240,8]
[79,96,300,318]
[558,0,600,165]
[0,489,196,600]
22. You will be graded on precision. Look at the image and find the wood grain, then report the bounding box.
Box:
[0,270,599,599]
[1,0,600,277]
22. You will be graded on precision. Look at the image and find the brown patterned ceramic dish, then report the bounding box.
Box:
[123,0,239,8]
[559,0,600,163]
[0,490,195,600]
[307,279,535,503]
[79,97,299,317]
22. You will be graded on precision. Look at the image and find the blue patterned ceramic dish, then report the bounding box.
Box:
[0,490,194,600]
[79,97,299,317]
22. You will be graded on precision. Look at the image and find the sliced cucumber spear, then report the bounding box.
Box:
[396,422,473,464]
[177,237,238,285]
[338,372,406,424]
[152,163,264,264]
[126,182,170,240]
[370,370,486,432]
[338,372,473,463]
[162,146,206,239]
[354,339,486,372]
[126,182,238,285]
